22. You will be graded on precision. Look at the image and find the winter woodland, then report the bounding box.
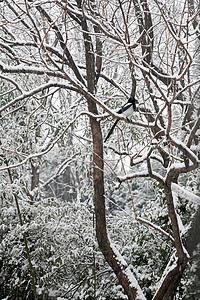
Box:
[0,0,200,299]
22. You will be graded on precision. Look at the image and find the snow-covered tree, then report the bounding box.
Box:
[0,0,199,299]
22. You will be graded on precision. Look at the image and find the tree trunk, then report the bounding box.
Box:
[78,2,141,298]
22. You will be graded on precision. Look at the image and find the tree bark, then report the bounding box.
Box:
[78,1,141,298]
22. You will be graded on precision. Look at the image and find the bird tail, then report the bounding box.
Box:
[104,119,119,142]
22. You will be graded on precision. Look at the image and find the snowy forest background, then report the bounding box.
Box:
[0,0,199,299]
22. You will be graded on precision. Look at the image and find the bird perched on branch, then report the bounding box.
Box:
[104,96,138,142]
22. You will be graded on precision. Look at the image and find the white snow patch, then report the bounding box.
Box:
[153,252,178,299]
[172,183,200,205]
[172,190,185,235]
[110,243,146,300]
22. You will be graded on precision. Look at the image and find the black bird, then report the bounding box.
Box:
[104,96,138,142]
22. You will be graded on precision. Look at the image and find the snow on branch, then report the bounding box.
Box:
[153,251,179,300]
[41,153,79,188]
[0,110,85,171]
[64,4,122,43]
[0,61,66,79]
[0,74,23,92]
[170,135,199,165]
[172,183,200,205]
[137,216,174,242]
[0,109,110,172]
[110,242,146,300]
[117,171,150,184]
[147,157,165,185]
[0,81,60,114]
